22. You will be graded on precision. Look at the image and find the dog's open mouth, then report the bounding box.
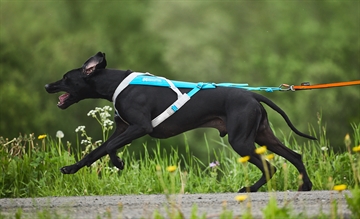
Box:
[58,93,70,107]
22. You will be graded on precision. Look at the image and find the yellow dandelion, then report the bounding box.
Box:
[234,195,248,202]
[118,202,123,212]
[344,134,351,146]
[155,165,161,171]
[333,184,347,192]
[266,154,275,160]
[352,145,360,153]
[246,202,252,209]
[255,146,267,155]
[328,176,333,183]
[38,134,47,140]
[238,156,250,163]
[166,165,177,173]
[222,200,227,208]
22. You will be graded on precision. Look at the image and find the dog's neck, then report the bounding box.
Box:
[89,69,132,102]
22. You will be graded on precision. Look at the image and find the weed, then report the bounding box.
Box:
[345,185,360,219]
[262,196,292,219]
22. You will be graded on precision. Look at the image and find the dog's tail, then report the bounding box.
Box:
[254,93,317,140]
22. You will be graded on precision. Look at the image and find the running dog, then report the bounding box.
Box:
[45,52,315,192]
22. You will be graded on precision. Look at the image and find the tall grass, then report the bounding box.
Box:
[0,107,359,198]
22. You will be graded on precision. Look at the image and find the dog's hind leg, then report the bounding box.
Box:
[60,116,128,174]
[227,104,277,192]
[255,118,313,191]
[238,153,277,192]
[229,136,277,192]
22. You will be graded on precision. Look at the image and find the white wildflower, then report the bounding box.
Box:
[56,130,64,139]
[104,166,119,173]
[87,110,97,117]
[103,119,114,127]
[100,112,111,120]
[103,106,112,111]
[81,139,90,145]
[75,126,86,133]
[95,107,103,112]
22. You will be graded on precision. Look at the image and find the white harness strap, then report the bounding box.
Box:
[151,93,190,127]
[112,72,149,103]
[112,72,191,128]
[156,76,183,98]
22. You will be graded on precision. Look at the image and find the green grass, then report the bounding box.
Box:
[1,126,359,197]
[1,106,359,218]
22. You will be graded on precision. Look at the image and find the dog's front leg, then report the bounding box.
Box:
[106,124,152,169]
[60,116,128,174]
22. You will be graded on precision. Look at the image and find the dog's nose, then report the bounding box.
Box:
[45,84,50,91]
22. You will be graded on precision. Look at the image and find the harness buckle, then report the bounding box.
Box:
[197,82,204,89]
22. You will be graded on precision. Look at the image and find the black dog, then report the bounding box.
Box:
[45,52,315,192]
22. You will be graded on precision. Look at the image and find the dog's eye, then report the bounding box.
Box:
[63,75,68,80]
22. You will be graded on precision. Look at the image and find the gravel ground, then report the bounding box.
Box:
[0,191,352,219]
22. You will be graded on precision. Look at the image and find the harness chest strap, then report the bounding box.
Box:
[112,72,204,128]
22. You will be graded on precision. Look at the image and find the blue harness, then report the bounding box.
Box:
[129,75,281,92]
[112,72,281,127]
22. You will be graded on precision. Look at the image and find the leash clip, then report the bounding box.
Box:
[279,84,295,91]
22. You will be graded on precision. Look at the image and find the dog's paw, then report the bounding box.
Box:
[60,164,80,174]
[298,181,313,191]
[117,160,125,170]
[238,186,257,193]
[238,187,250,193]
[109,155,125,170]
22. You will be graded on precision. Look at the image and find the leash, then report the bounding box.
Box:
[128,75,360,92]
[279,80,360,91]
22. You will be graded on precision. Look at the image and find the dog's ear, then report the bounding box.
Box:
[82,52,107,75]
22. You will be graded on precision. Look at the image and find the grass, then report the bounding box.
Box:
[1,106,359,218]
[1,127,358,197]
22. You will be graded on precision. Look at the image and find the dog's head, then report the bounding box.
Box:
[45,52,107,109]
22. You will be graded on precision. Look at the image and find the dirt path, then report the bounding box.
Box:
[0,191,352,218]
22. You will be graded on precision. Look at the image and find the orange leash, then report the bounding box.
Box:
[280,80,360,91]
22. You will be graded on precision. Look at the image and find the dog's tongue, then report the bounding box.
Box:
[58,93,69,106]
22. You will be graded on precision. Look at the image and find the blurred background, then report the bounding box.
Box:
[0,1,359,159]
